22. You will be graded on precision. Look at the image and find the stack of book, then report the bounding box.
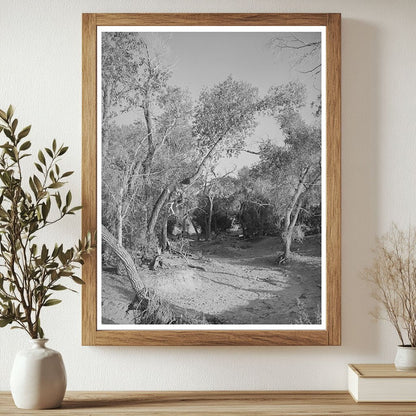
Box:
[348,364,416,402]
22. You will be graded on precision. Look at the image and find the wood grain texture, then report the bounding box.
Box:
[350,364,416,378]
[95,13,329,26]
[82,13,97,346]
[82,13,341,346]
[326,13,342,346]
[1,391,416,415]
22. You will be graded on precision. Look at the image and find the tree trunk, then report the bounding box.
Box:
[161,213,168,252]
[117,187,124,246]
[147,186,174,238]
[190,218,200,241]
[281,199,303,261]
[101,225,145,295]
[206,196,214,241]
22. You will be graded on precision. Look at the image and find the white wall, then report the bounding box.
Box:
[1,0,416,391]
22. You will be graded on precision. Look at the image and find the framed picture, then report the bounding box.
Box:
[82,13,341,346]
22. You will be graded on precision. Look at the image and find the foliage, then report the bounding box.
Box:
[193,76,259,158]
[100,32,321,276]
[0,106,94,339]
[363,224,416,346]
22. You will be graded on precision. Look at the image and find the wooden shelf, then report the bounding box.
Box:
[2,391,416,415]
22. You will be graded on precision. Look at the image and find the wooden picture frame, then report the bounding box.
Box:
[82,13,341,346]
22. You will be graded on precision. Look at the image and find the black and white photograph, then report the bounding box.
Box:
[98,27,325,329]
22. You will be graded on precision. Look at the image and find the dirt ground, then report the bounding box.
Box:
[101,235,322,325]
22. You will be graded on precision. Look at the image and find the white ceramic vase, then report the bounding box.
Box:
[10,339,66,409]
[394,346,416,371]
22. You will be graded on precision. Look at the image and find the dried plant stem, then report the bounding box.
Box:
[364,224,416,346]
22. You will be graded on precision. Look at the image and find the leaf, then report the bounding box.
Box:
[43,299,62,307]
[55,192,62,208]
[41,244,48,262]
[69,206,82,214]
[34,162,43,173]
[52,139,57,152]
[29,177,37,196]
[45,148,53,158]
[18,125,31,140]
[11,118,18,133]
[38,150,46,165]
[48,182,64,189]
[19,140,31,151]
[0,317,13,327]
[65,191,72,207]
[61,171,74,178]
[41,202,50,221]
[50,285,68,291]
[33,175,43,192]
[4,129,12,140]
[58,146,68,156]
[38,325,44,339]
[6,105,14,121]
[0,109,7,121]
[72,276,85,285]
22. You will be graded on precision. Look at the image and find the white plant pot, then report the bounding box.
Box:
[394,345,416,371]
[10,339,66,409]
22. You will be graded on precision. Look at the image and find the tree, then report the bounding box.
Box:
[256,81,321,261]
[193,171,236,240]
[145,76,259,244]
[269,33,322,76]
[233,168,276,239]
[101,33,196,268]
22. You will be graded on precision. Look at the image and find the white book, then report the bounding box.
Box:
[348,364,416,402]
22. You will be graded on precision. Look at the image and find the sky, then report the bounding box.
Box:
[109,30,322,175]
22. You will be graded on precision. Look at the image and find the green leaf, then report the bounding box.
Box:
[6,105,14,121]
[69,206,82,214]
[33,175,43,192]
[43,299,62,307]
[48,182,64,189]
[55,192,62,208]
[18,125,31,140]
[58,146,68,156]
[29,177,37,196]
[65,191,72,207]
[52,139,57,152]
[0,109,7,121]
[61,171,74,178]
[4,129,12,140]
[38,325,44,339]
[41,202,50,221]
[72,276,85,285]
[31,244,38,256]
[20,140,31,151]
[34,163,43,173]
[45,148,53,158]
[38,150,46,165]
[11,119,18,133]
[50,284,68,291]
[41,244,48,262]
[0,317,13,327]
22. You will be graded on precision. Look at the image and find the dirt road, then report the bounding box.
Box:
[101,235,322,325]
